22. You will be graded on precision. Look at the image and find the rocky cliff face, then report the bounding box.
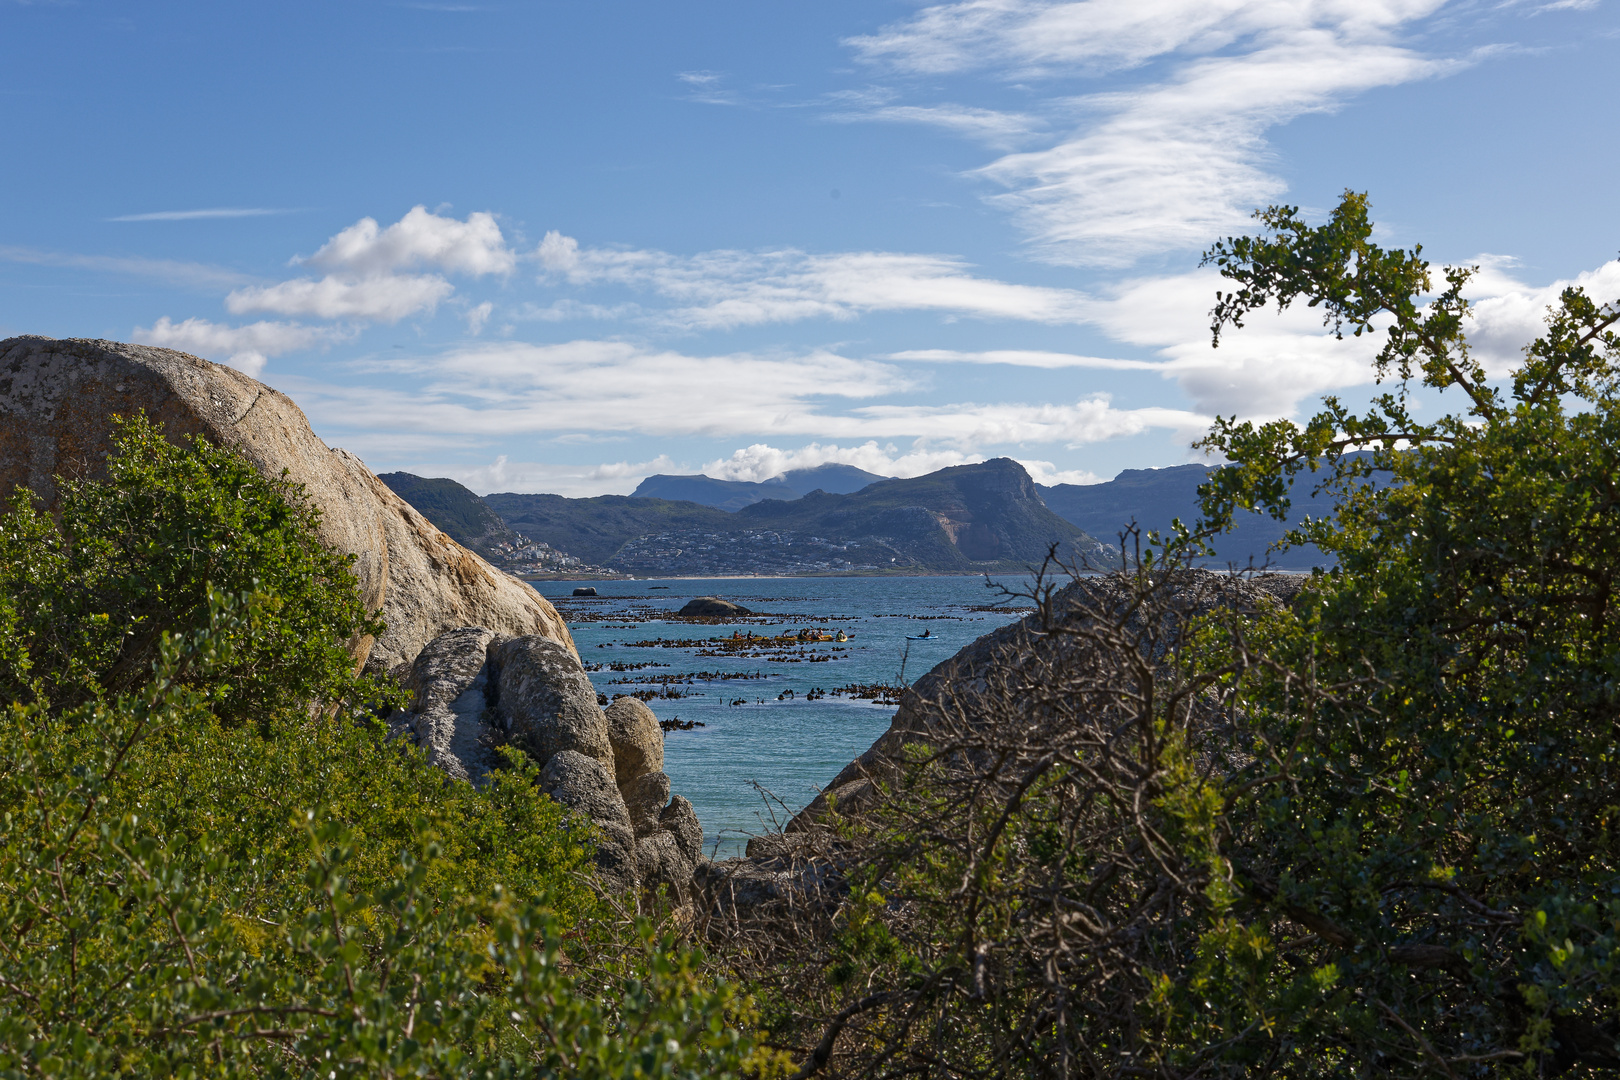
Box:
[0,336,573,671]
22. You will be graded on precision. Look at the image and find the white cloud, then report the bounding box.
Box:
[1466,256,1620,376]
[825,100,1046,149]
[132,316,354,376]
[426,454,687,498]
[108,207,295,222]
[304,205,515,276]
[846,0,1448,78]
[537,237,1094,328]
[890,348,1161,370]
[1018,458,1106,485]
[465,301,494,335]
[0,244,253,290]
[844,1,1462,265]
[982,40,1457,265]
[852,396,1208,447]
[537,230,580,273]
[225,273,454,321]
[288,340,1205,460]
[219,207,514,324]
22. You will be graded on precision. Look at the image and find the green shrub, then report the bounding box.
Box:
[749,192,1620,1078]
[0,419,780,1077]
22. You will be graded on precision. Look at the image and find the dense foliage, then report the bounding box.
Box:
[740,192,1620,1077]
[0,417,779,1077]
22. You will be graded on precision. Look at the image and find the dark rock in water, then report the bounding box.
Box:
[572,586,598,596]
[389,626,502,785]
[679,596,751,618]
[488,637,615,773]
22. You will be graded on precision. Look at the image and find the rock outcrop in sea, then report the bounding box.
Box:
[0,336,572,672]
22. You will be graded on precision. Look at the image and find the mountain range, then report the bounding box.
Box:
[384,456,1342,578]
[487,458,1100,575]
[630,463,889,512]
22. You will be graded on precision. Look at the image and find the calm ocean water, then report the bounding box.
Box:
[529,576,1035,857]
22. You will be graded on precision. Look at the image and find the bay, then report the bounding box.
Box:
[529,576,1034,857]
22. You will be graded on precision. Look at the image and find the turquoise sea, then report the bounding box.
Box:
[529,576,1034,857]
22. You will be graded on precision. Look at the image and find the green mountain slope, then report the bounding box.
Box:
[488,459,1104,575]
[378,472,522,557]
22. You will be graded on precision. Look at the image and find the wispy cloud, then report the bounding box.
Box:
[703,441,974,482]
[536,232,1094,328]
[107,207,297,222]
[824,101,1046,149]
[226,273,455,321]
[677,70,739,105]
[889,348,1162,370]
[289,340,1206,483]
[843,0,1465,265]
[0,244,254,290]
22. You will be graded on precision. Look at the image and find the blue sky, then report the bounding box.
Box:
[3,0,1617,495]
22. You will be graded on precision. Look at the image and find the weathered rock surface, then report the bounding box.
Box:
[621,771,672,837]
[390,626,502,784]
[391,623,708,897]
[604,696,663,785]
[0,336,574,672]
[678,596,751,618]
[635,831,694,897]
[539,749,633,828]
[488,636,614,772]
[659,795,705,865]
[539,750,638,893]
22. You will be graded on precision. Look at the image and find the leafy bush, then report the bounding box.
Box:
[0,414,380,725]
[743,192,1620,1077]
[0,418,781,1077]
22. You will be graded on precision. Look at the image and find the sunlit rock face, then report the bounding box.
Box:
[0,335,575,672]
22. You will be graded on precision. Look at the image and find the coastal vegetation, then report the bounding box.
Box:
[4,189,1618,1076]
[712,191,1620,1076]
[0,417,775,1077]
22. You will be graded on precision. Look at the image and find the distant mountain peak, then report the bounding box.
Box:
[631,463,889,510]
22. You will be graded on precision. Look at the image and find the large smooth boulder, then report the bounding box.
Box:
[489,637,614,772]
[604,696,663,785]
[389,626,501,785]
[540,750,637,893]
[0,336,574,671]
